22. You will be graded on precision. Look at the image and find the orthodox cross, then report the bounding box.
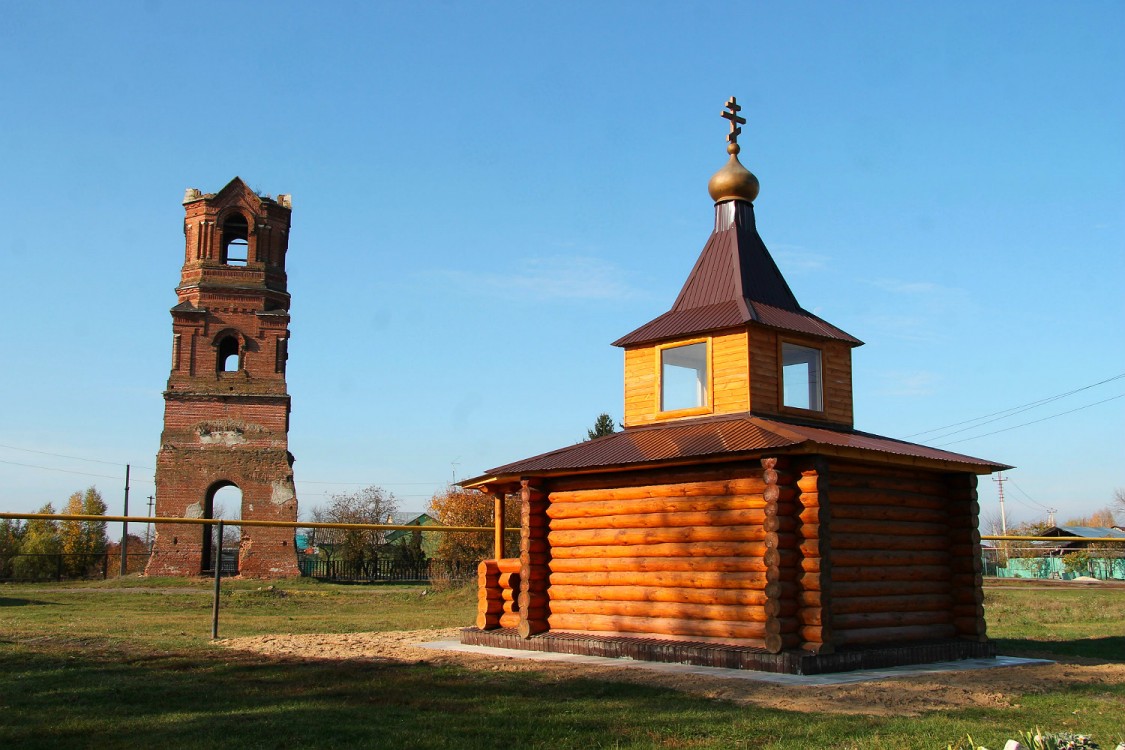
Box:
[721,96,746,145]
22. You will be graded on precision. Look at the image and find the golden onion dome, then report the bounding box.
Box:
[707,142,759,203]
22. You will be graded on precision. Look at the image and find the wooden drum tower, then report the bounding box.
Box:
[146,178,300,579]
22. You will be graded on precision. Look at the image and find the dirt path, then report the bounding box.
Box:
[219,628,1125,716]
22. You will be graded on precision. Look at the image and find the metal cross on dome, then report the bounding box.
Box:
[721,96,747,145]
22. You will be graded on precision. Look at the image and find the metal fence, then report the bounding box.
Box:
[0,552,152,582]
[296,555,476,584]
[983,545,1125,581]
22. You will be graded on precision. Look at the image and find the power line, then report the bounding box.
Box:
[0,442,146,468]
[0,457,124,481]
[906,372,1125,440]
[933,392,1125,447]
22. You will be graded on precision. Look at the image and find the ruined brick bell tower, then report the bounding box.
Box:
[146,178,300,578]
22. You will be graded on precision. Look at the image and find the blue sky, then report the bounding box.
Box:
[1,1,1121,532]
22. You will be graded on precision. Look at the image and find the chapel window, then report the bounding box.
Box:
[660,341,709,412]
[782,342,823,411]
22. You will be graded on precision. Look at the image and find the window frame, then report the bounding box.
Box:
[778,339,825,415]
[654,337,714,419]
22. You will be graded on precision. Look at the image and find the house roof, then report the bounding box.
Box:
[612,201,861,348]
[1042,526,1125,539]
[462,412,1010,488]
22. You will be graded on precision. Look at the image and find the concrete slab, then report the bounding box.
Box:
[419,640,1051,687]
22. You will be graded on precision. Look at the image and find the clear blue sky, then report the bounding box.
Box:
[1,2,1122,533]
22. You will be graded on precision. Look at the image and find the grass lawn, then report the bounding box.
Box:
[1,578,1123,749]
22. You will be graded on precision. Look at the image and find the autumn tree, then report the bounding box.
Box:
[1063,506,1118,528]
[586,412,619,441]
[59,487,109,576]
[1114,488,1124,524]
[428,485,519,565]
[0,519,25,578]
[12,503,61,579]
[309,486,398,567]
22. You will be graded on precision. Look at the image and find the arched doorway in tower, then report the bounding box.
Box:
[202,482,243,575]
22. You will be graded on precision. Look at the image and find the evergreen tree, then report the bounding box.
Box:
[586,412,618,441]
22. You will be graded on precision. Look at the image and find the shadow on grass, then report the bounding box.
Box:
[0,597,59,607]
[0,643,862,750]
[994,636,1125,662]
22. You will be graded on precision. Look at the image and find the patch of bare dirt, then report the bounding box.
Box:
[218,629,1125,717]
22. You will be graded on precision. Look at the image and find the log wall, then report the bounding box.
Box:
[545,469,773,649]
[822,461,963,648]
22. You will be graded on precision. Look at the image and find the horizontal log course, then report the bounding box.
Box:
[762,468,795,488]
[830,504,948,524]
[798,591,821,608]
[498,572,520,588]
[794,522,818,540]
[549,598,767,623]
[549,570,768,589]
[499,612,519,629]
[764,616,798,636]
[478,560,500,577]
[545,495,770,520]
[763,515,798,534]
[833,610,951,630]
[548,507,770,531]
[952,603,984,618]
[952,589,984,606]
[954,616,987,635]
[829,549,949,567]
[549,476,769,504]
[763,581,799,600]
[799,625,822,643]
[948,556,983,575]
[763,632,802,654]
[522,539,549,554]
[830,518,950,537]
[548,525,769,547]
[823,487,948,511]
[831,594,954,615]
[830,534,949,552]
[833,624,957,647]
[502,600,518,614]
[550,555,770,574]
[800,557,820,573]
[762,486,798,505]
[798,607,821,626]
[496,558,521,574]
[832,579,951,598]
[550,540,768,559]
[547,613,768,641]
[478,599,505,615]
[548,584,770,607]
[764,531,797,551]
[501,589,517,603]
[764,548,800,568]
[799,507,820,525]
[763,599,798,618]
[477,588,503,602]
[519,606,549,621]
[798,492,820,510]
[950,573,984,590]
[830,564,951,583]
[797,572,821,592]
[476,612,500,630]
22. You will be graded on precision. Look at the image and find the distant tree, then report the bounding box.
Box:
[586,412,619,441]
[60,487,109,576]
[428,485,519,565]
[1063,507,1117,528]
[309,486,398,567]
[13,503,61,579]
[1112,488,1124,524]
[108,534,148,576]
[0,519,25,578]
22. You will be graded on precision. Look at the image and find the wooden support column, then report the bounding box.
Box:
[518,479,550,638]
[493,492,505,560]
[946,473,987,641]
[762,457,800,653]
[795,457,834,653]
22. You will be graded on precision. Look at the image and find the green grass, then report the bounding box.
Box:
[1,579,1124,749]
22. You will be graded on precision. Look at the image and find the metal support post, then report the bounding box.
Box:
[212,520,223,640]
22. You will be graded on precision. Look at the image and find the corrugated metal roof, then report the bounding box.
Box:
[612,200,860,347]
[476,412,1010,480]
[1043,526,1125,539]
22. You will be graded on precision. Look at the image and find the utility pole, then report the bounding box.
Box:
[146,495,155,551]
[993,472,1008,535]
[120,464,131,577]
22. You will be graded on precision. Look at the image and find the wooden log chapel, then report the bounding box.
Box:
[460,97,1009,674]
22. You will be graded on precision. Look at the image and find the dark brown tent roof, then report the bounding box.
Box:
[612,200,861,347]
[463,412,1010,487]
